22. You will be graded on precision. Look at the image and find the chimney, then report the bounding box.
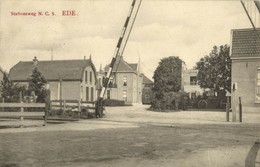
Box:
[33,56,38,66]
[99,64,103,73]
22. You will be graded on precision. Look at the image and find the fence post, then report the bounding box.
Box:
[78,100,81,117]
[226,96,230,122]
[239,97,242,122]
[63,99,66,116]
[44,89,51,126]
[20,91,24,128]
[59,99,62,111]
[232,93,236,122]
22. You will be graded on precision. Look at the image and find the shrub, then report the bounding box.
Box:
[104,99,125,106]
[150,91,189,111]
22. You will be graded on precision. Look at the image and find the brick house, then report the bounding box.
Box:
[104,57,143,104]
[9,57,97,101]
[231,28,260,112]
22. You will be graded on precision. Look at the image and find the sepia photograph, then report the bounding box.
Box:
[0,0,260,166]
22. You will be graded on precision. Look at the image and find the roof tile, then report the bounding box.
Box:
[231,28,260,58]
[105,57,136,73]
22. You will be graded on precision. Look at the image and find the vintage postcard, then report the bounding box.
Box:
[0,0,259,167]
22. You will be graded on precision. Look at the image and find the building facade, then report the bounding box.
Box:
[183,69,204,99]
[231,28,260,112]
[9,57,97,101]
[104,57,143,104]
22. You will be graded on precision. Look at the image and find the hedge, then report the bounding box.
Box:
[104,99,126,106]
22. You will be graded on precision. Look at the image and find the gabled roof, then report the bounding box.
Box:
[128,64,138,71]
[231,28,260,59]
[9,59,96,82]
[142,74,153,84]
[104,57,137,73]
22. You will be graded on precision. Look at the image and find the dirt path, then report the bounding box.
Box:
[0,105,259,167]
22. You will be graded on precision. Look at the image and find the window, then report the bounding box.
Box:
[91,87,94,101]
[107,90,110,99]
[256,69,260,102]
[191,92,196,99]
[86,87,89,101]
[123,76,127,86]
[190,76,197,85]
[85,71,88,83]
[123,90,127,101]
[90,71,92,83]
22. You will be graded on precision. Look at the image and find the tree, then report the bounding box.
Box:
[0,69,26,102]
[27,67,47,102]
[151,56,184,110]
[153,56,182,93]
[195,45,231,92]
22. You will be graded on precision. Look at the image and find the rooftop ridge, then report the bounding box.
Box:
[231,27,260,31]
[19,59,90,63]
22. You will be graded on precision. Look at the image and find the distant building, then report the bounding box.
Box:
[104,57,143,104]
[9,57,97,101]
[183,69,204,99]
[231,28,260,111]
[96,65,105,99]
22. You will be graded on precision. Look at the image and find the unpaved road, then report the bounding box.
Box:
[0,105,259,167]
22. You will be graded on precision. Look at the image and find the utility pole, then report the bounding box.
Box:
[241,1,260,38]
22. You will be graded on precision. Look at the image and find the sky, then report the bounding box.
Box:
[0,0,258,80]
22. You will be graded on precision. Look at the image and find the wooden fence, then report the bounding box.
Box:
[0,102,47,127]
[0,97,101,128]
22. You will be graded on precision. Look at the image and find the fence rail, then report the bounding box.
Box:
[0,112,44,117]
[0,103,45,108]
[51,100,95,109]
[51,99,95,104]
